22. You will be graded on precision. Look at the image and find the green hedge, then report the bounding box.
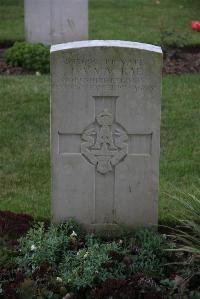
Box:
[5,42,50,73]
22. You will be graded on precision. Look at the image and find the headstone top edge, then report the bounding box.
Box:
[50,40,162,54]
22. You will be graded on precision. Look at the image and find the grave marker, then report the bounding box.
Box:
[25,0,88,45]
[51,40,162,231]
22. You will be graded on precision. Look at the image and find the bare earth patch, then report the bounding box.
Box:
[163,46,200,75]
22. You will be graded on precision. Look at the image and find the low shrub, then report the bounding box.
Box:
[131,228,171,275]
[160,28,188,50]
[60,240,122,289]
[5,42,50,73]
[160,27,188,58]
[1,216,199,298]
[16,222,78,276]
[16,222,170,291]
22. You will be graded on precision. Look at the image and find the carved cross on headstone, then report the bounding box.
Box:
[58,96,152,224]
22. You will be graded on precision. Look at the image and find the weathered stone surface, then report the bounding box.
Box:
[51,40,162,231]
[24,0,88,45]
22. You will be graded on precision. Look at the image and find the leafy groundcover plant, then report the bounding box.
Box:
[5,42,50,73]
[0,215,200,299]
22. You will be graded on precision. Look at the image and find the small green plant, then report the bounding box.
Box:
[16,221,172,293]
[130,228,170,276]
[17,220,81,275]
[169,188,200,258]
[165,187,200,291]
[5,41,50,73]
[18,278,36,299]
[60,240,122,289]
[160,27,188,56]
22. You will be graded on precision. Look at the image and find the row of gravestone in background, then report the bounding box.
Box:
[25,1,162,231]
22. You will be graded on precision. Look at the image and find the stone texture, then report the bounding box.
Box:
[51,40,162,231]
[24,0,88,45]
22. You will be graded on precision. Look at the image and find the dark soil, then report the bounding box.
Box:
[163,46,200,75]
[90,275,163,299]
[0,210,33,238]
[0,211,34,299]
[0,45,200,75]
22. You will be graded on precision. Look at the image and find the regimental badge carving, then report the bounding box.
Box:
[81,109,128,174]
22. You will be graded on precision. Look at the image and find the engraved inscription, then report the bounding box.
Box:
[65,57,144,75]
[55,76,156,90]
[65,77,136,88]
[62,56,148,89]
[81,109,128,174]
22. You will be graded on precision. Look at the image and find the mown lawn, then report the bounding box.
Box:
[0,0,200,45]
[0,74,199,224]
[0,76,50,220]
[0,0,24,44]
[90,0,200,46]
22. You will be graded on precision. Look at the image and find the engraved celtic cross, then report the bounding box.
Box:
[58,95,152,175]
[81,108,128,174]
[58,95,153,224]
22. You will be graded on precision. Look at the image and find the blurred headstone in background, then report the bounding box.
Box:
[24,0,88,45]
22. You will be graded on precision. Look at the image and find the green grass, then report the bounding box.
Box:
[0,76,50,220]
[159,75,200,224]
[0,0,200,45]
[90,0,200,45]
[0,74,199,223]
[0,0,24,43]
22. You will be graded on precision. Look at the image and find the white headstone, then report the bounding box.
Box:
[51,40,162,231]
[24,0,88,45]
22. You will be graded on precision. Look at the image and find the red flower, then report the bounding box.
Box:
[192,21,200,31]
